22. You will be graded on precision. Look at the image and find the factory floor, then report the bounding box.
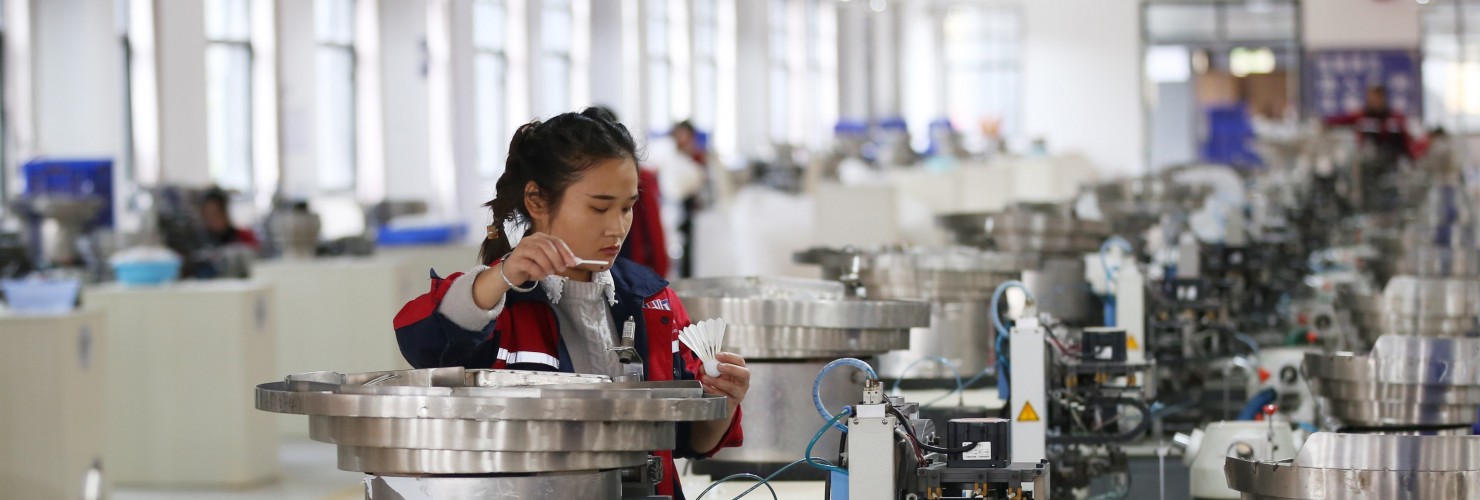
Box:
[110,440,1192,500]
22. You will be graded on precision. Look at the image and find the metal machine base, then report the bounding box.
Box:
[364,470,623,499]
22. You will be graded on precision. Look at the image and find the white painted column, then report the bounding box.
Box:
[373,0,432,207]
[426,0,460,219]
[835,6,869,123]
[1019,0,1143,176]
[32,0,124,159]
[733,0,768,157]
[250,0,280,212]
[153,0,211,186]
[869,7,901,121]
[274,0,318,200]
[441,0,490,240]
[900,1,939,146]
[587,0,626,112]
[713,0,736,157]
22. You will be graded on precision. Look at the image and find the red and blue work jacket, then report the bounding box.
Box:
[393,257,743,499]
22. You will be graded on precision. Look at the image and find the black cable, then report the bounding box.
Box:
[918,441,980,454]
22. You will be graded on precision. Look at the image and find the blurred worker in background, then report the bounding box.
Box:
[201,187,261,251]
[1324,85,1414,211]
[668,120,709,277]
[1324,85,1413,164]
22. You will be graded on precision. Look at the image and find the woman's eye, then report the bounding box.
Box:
[621,205,634,214]
[592,206,610,214]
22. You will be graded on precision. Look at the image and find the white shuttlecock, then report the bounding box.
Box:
[679,318,728,378]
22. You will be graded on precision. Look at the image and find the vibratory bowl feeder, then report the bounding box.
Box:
[256,368,728,499]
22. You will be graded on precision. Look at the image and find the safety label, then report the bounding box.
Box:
[1017,401,1040,422]
[962,441,993,461]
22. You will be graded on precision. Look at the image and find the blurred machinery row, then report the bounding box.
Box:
[8,119,1480,499]
[259,122,1480,500]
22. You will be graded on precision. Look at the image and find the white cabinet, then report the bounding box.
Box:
[0,309,109,500]
[254,257,411,438]
[85,281,278,487]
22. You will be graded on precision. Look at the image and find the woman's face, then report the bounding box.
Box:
[534,157,639,274]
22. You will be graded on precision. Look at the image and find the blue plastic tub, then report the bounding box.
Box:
[114,261,182,286]
[1,278,81,313]
[377,223,466,247]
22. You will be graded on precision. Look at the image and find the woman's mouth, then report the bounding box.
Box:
[599,245,621,257]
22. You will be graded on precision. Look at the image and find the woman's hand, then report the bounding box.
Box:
[701,352,750,416]
[500,233,579,283]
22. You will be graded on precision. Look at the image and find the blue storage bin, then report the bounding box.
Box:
[114,261,182,286]
[377,223,466,247]
[23,158,116,227]
[1,278,81,313]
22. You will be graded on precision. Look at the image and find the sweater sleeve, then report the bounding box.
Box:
[436,265,506,331]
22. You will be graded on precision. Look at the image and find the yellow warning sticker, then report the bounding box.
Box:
[1017,401,1040,422]
[1127,336,1140,350]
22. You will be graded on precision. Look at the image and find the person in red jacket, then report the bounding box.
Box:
[1324,84,1413,163]
[393,108,746,498]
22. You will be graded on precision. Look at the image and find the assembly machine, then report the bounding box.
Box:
[257,368,728,498]
[670,276,932,481]
[793,246,1033,383]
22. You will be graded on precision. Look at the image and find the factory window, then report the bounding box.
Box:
[0,8,7,205]
[1422,1,1480,133]
[943,4,1022,142]
[205,0,254,192]
[768,0,789,144]
[116,0,135,194]
[803,0,838,150]
[474,0,508,178]
[1141,0,1302,170]
[692,0,718,135]
[540,0,573,119]
[646,0,672,133]
[316,0,357,192]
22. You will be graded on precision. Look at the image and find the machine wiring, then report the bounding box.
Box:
[806,407,853,475]
[814,358,877,432]
[889,355,965,399]
[992,280,1038,400]
[695,408,853,499]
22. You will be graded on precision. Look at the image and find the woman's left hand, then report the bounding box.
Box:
[701,352,750,415]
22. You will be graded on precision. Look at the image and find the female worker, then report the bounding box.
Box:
[393,108,746,498]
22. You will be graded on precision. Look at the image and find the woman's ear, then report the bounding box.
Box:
[524,181,549,221]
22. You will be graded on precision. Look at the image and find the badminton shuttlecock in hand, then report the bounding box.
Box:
[679,318,728,378]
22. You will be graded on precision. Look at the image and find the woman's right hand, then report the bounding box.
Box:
[499,233,579,284]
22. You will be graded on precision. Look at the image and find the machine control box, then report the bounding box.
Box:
[1083,327,1128,362]
[945,418,1011,468]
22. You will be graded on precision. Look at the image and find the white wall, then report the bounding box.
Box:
[275,0,318,199]
[836,8,868,122]
[733,0,769,156]
[1303,0,1422,49]
[154,0,211,186]
[33,0,123,159]
[588,0,626,111]
[1018,0,1144,177]
[375,0,433,205]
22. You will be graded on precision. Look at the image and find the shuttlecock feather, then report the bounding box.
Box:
[679,318,727,378]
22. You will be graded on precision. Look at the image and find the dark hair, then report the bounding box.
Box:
[480,108,640,265]
[672,120,696,135]
[202,187,230,210]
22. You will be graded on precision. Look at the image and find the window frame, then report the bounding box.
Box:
[205,0,256,194]
[315,0,358,194]
[474,0,508,179]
